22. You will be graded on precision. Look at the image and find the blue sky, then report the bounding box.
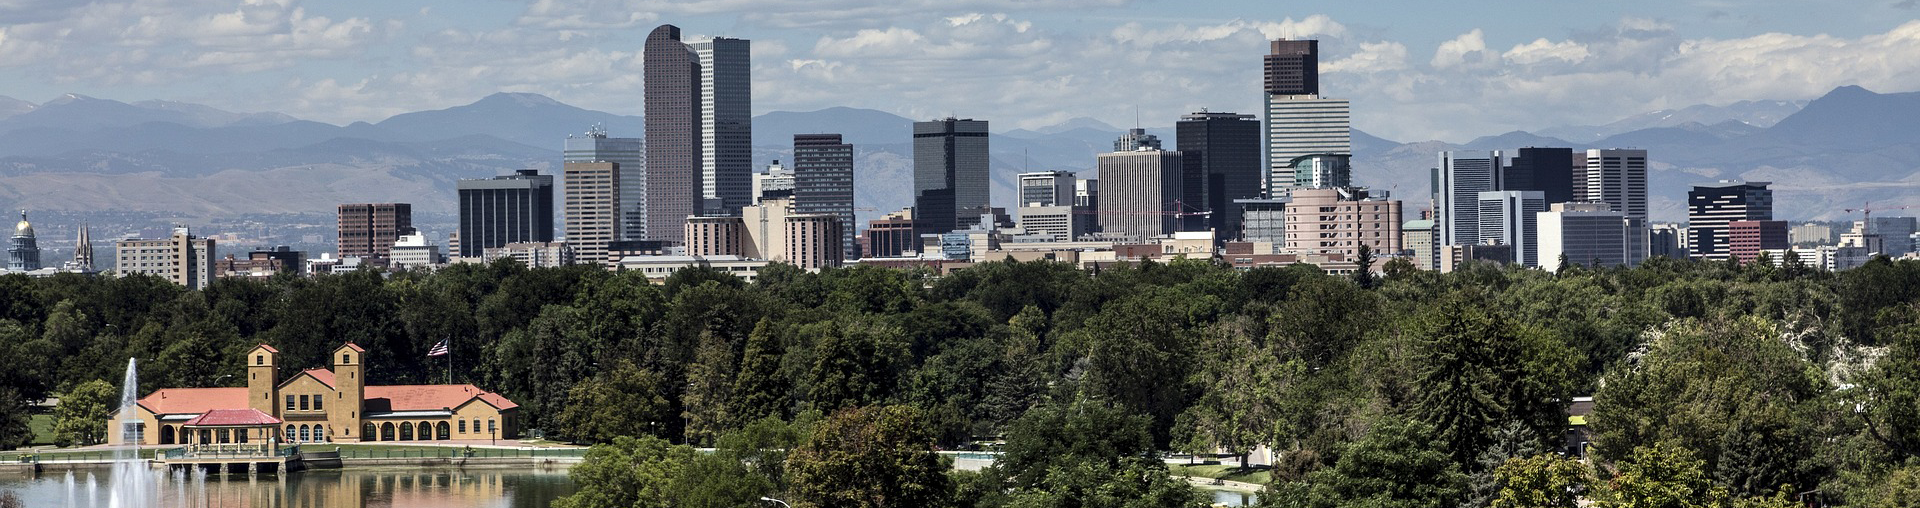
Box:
[2,0,1918,142]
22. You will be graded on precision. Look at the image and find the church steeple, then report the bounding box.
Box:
[73,221,93,272]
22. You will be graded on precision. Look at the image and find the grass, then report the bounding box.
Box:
[1168,463,1272,486]
[28,414,54,445]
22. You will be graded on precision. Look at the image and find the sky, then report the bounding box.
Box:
[2,0,1919,142]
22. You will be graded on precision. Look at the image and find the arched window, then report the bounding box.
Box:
[419,421,434,440]
[299,425,309,442]
[400,422,414,441]
[436,421,450,440]
[285,425,296,441]
[160,425,175,445]
[380,422,396,441]
[316,426,326,442]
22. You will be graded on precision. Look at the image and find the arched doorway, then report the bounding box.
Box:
[380,422,396,441]
[159,425,175,445]
[418,421,434,440]
[435,421,450,440]
[299,425,310,442]
[399,422,414,441]
[364,423,376,441]
[285,425,296,442]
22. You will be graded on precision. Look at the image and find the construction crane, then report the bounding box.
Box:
[1843,202,1912,221]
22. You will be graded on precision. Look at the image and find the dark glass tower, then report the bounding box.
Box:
[912,118,989,236]
[793,134,857,259]
[1504,147,1576,204]
[1176,111,1262,236]
[1264,39,1319,96]
[457,170,555,258]
[644,24,701,244]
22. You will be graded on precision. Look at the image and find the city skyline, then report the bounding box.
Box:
[2,2,1919,143]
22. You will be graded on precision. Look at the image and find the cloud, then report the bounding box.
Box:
[1502,38,1589,65]
[1431,28,1487,68]
[514,0,1130,30]
[1323,41,1409,74]
[0,0,392,82]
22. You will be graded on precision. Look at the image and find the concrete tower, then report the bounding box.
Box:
[330,343,366,442]
[247,344,279,419]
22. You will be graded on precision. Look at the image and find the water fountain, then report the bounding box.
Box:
[62,471,74,508]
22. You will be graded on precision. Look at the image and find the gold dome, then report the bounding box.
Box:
[13,211,30,237]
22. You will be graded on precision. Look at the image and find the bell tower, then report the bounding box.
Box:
[329,343,367,442]
[246,344,279,418]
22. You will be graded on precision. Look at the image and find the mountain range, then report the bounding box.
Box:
[0,86,1914,226]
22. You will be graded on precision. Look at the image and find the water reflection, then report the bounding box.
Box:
[0,466,575,508]
[1208,488,1259,506]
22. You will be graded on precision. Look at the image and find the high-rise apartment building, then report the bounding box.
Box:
[1018,171,1077,207]
[1584,149,1649,221]
[1538,202,1643,272]
[457,170,555,259]
[1687,180,1772,260]
[644,24,701,244]
[1433,151,1504,247]
[1402,219,1435,271]
[564,126,644,240]
[337,203,412,259]
[1114,128,1162,152]
[1282,188,1401,259]
[684,196,842,269]
[1476,191,1547,267]
[115,227,215,289]
[1177,111,1263,236]
[792,134,856,259]
[912,118,990,236]
[1729,220,1789,264]
[1504,147,1576,204]
[8,211,38,271]
[1096,149,1184,240]
[563,162,621,265]
[692,37,752,215]
[1264,39,1348,196]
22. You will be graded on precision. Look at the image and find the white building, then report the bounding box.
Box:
[1266,96,1350,196]
[1537,203,1645,272]
[389,232,444,270]
[618,255,770,283]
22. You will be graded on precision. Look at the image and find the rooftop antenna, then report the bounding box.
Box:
[1134,106,1141,130]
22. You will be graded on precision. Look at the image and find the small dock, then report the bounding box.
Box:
[159,444,298,474]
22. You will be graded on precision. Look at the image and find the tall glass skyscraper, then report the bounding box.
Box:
[1433,151,1504,247]
[693,37,752,216]
[1176,111,1262,236]
[1264,39,1350,197]
[457,170,554,259]
[644,24,700,244]
[792,134,856,260]
[564,126,644,240]
[912,118,990,236]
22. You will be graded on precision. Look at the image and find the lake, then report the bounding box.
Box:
[0,466,576,508]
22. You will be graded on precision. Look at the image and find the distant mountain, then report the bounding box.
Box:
[1761,85,1920,148]
[373,92,643,150]
[1536,99,1808,143]
[752,107,914,148]
[1034,117,1121,135]
[1460,131,1576,151]
[0,96,33,121]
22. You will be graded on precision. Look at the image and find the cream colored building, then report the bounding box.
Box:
[1283,188,1401,259]
[563,161,621,265]
[114,226,216,290]
[684,196,843,269]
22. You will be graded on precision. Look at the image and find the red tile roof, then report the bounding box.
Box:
[253,344,279,353]
[137,388,249,415]
[364,385,520,412]
[182,408,281,426]
[290,368,337,388]
[339,343,366,352]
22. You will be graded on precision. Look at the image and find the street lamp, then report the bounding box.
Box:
[760,497,792,508]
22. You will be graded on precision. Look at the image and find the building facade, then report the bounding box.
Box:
[564,127,645,240]
[1687,180,1773,260]
[1402,219,1435,270]
[1177,111,1263,236]
[1018,171,1077,207]
[862,210,919,258]
[913,118,991,236]
[337,203,412,259]
[692,37,752,215]
[1015,205,1091,243]
[1584,149,1649,222]
[792,134,857,260]
[483,242,575,269]
[563,162,622,265]
[115,227,216,290]
[1113,128,1163,152]
[457,170,555,259]
[753,160,794,201]
[112,343,520,446]
[1537,202,1641,272]
[644,24,701,244]
[1433,151,1504,248]
[1283,188,1401,259]
[215,246,304,279]
[390,232,444,270]
[685,196,843,270]
[1504,147,1576,204]
[1729,220,1789,264]
[1097,149,1184,240]
[1477,190,1547,267]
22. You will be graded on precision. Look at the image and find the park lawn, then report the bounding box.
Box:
[28,414,54,445]
[1168,463,1272,485]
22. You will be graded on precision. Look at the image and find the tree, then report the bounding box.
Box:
[1598,443,1730,508]
[683,332,738,445]
[805,319,910,413]
[1857,329,1920,460]
[997,398,1157,488]
[1178,319,1301,467]
[1003,458,1208,508]
[733,319,790,424]
[553,435,691,508]
[1467,421,1548,508]
[787,405,952,508]
[556,361,674,444]
[0,387,32,450]
[53,379,116,447]
[1352,243,1377,289]
[1264,417,1467,508]
[1412,291,1577,465]
[1491,454,1591,508]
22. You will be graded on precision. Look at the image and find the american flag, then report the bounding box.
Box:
[427,339,450,357]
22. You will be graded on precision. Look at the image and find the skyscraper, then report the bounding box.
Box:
[1538,202,1642,272]
[692,37,752,215]
[9,210,39,271]
[457,170,555,259]
[1017,171,1088,242]
[337,203,412,259]
[1282,154,1352,191]
[1433,151,1504,247]
[1584,149,1649,221]
[1096,149,1184,240]
[644,24,701,244]
[564,162,621,265]
[1477,190,1546,267]
[1687,180,1773,260]
[564,126,644,240]
[1114,128,1162,152]
[1504,147,1576,204]
[792,134,856,260]
[1018,171,1076,207]
[115,227,214,289]
[1176,111,1262,236]
[1265,39,1349,196]
[912,118,990,236]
